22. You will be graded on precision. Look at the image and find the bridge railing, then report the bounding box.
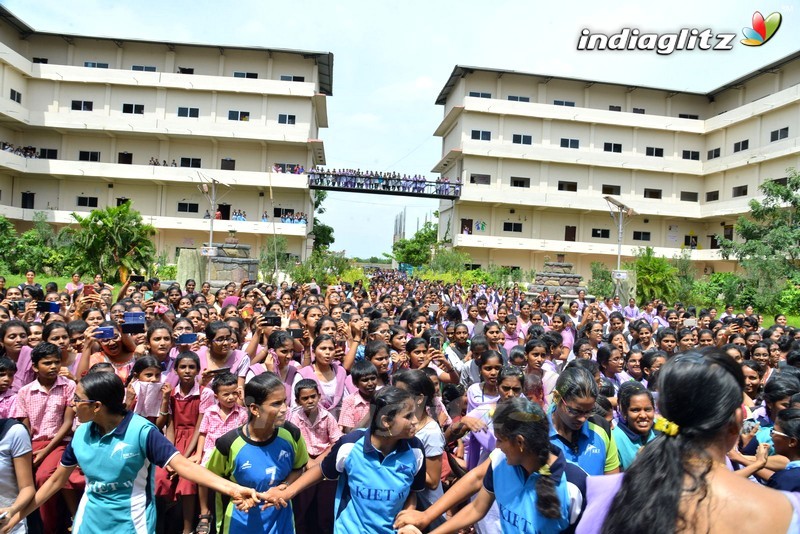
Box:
[308,171,461,199]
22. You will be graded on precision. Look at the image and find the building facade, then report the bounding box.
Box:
[0,7,332,261]
[433,54,800,277]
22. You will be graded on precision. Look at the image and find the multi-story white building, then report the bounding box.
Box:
[433,53,800,277]
[0,7,332,260]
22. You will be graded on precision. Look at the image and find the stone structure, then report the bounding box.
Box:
[204,244,259,287]
[528,262,587,297]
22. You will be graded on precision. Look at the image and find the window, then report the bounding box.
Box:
[602,184,621,195]
[558,181,578,192]
[220,158,235,171]
[603,142,622,153]
[679,113,699,119]
[469,173,491,185]
[84,61,109,68]
[468,91,491,98]
[733,139,749,152]
[177,202,200,213]
[633,231,651,241]
[770,127,789,142]
[233,71,258,79]
[21,192,34,209]
[273,207,295,218]
[32,57,48,64]
[180,157,201,168]
[177,67,194,74]
[554,100,575,107]
[9,89,21,104]
[512,134,532,145]
[608,105,622,112]
[707,147,721,160]
[76,196,98,208]
[78,151,100,162]
[773,177,788,186]
[507,95,530,102]
[278,114,296,125]
[273,162,300,173]
[503,222,523,232]
[122,103,144,114]
[471,130,491,141]
[71,100,93,111]
[645,147,664,157]
[706,190,720,202]
[116,197,130,206]
[680,191,699,202]
[682,150,700,160]
[510,177,530,188]
[560,138,579,149]
[643,188,662,199]
[228,110,250,121]
[177,107,199,118]
[592,228,611,238]
[732,185,748,197]
[684,235,698,248]
[131,65,156,72]
[632,107,645,114]
[39,148,57,159]
[280,75,305,82]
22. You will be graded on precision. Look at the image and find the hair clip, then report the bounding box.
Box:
[538,464,551,476]
[654,417,680,436]
[509,411,541,423]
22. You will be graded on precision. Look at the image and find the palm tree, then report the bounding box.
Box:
[63,202,156,283]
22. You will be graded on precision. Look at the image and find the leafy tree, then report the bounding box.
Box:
[259,235,294,283]
[391,222,437,267]
[719,168,800,274]
[63,203,156,283]
[719,168,800,313]
[10,212,74,276]
[588,261,614,298]
[671,249,697,304]
[429,247,471,273]
[311,222,335,251]
[627,247,677,304]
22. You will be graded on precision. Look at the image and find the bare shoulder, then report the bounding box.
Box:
[707,471,793,533]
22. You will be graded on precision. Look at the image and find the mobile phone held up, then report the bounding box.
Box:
[96,326,116,339]
[121,312,146,334]
[36,301,60,313]
[177,333,198,344]
[260,315,281,327]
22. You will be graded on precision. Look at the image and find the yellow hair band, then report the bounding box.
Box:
[538,464,551,476]
[654,418,680,437]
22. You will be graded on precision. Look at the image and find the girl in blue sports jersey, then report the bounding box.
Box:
[262,386,427,534]
[399,396,571,534]
[206,372,308,534]
[3,371,259,534]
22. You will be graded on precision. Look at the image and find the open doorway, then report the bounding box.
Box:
[217,203,231,220]
[118,152,133,165]
[460,218,473,235]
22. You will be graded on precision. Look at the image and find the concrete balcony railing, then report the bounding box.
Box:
[0,204,308,236]
[0,150,311,190]
[451,232,725,261]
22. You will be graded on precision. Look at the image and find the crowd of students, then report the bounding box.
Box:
[0,268,799,533]
[1,142,38,159]
[308,169,462,196]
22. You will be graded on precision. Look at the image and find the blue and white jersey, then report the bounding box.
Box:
[484,447,584,534]
[320,428,426,534]
[61,411,179,534]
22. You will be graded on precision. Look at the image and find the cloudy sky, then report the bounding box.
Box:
[4,0,797,257]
